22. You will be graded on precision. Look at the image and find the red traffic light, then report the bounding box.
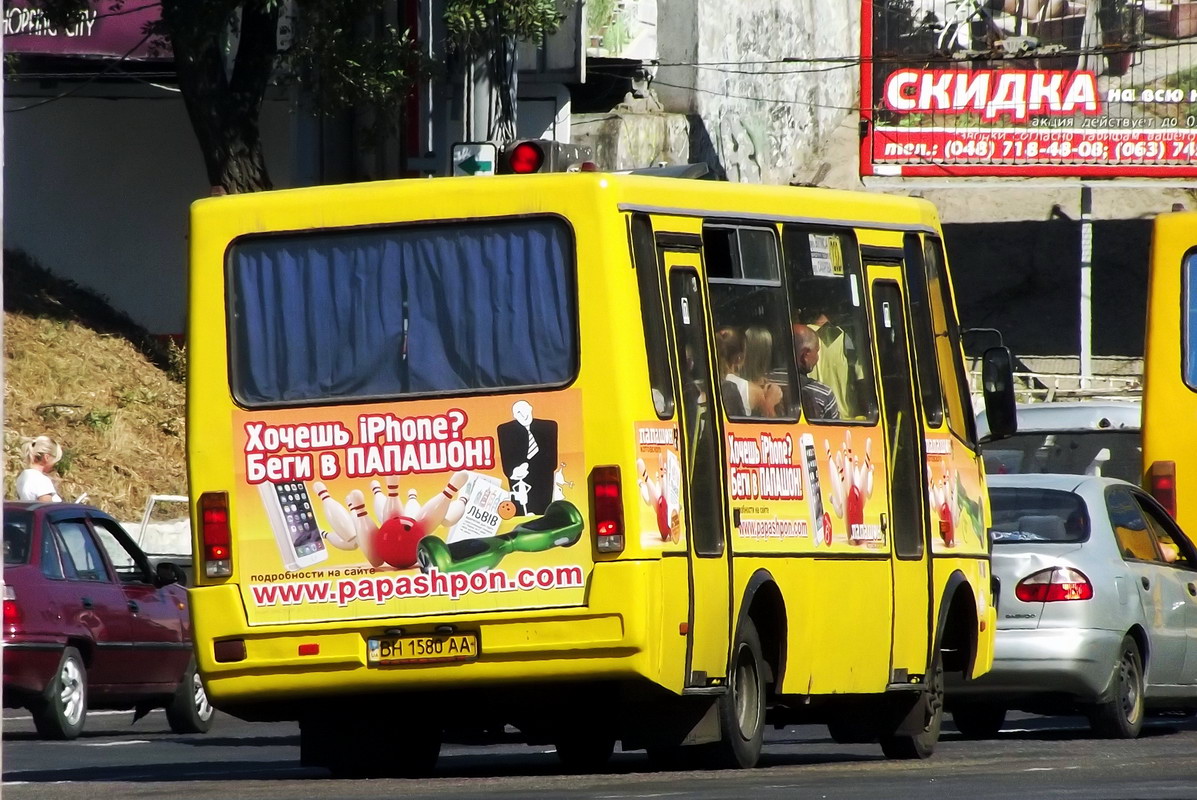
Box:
[508,141,546,173]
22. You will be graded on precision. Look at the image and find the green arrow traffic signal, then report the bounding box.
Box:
[458,155,493,175]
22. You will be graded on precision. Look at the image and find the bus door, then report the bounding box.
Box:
[661,247,732,688]
[869,274,933,681]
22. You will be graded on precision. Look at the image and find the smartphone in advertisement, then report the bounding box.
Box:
[800,434,827,545]
[258,480,328,570]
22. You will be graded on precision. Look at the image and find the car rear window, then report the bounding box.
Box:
[3,512,32,565]
[228,217,577,406]
[980,430,1141,484]
[989,487,1089,544]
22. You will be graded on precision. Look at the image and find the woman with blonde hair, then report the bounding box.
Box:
[15,435,63,502]
[743,326,784,418]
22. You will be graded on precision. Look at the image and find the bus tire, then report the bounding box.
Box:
[827,716,878,744]
[711,617,766,769]
[1088,635,1144,739]
[879,658,943,760]
[950,703,1006,739]
[555,730,616,772]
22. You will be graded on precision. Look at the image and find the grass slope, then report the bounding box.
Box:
[4,250,187,520]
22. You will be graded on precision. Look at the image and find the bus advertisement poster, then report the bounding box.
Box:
[862,0,1197,178]
[233,391,591,625]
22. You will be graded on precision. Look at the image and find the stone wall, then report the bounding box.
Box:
[655,0,859,183]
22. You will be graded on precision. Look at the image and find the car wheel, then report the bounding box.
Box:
[1089,635,1144,739]
[32,646,87,740]
[709,617,766,769]
[555,730,616,772]
[166,659,214,734]
[879,658,944,759]
[951,703,1007,739]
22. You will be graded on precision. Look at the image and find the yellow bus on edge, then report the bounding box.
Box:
[186,172,1014,776]
[1143,210,1197,524]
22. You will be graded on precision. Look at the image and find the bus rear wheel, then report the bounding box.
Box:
[879,659,943,760]
[555,730,616,772]
[710,617,765,769]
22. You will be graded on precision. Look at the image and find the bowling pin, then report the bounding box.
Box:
[384,476,402,521]
[313,481,358,547]
[370,480,389,523]
[346,489,384,568]
[418,471,469,530]
[444,495,467,526]
[323,529,358,550]
[404,488,422,519]
[636,458,661,507]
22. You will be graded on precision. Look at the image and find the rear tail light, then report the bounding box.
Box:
[200,491,233,578]
[590,466,625,554]
[1015,567,1093,602]
[1150,461,1177,518]
[3,585,20,630]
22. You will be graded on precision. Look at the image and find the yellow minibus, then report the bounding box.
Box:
[186,172,1012,776]
[1143,210,1197,525]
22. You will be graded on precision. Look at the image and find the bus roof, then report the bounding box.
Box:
[191,173,943,239]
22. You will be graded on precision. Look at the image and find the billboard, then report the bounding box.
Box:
[862,0,1197,178]
[4,0,169,61]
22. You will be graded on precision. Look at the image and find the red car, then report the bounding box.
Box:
[3,501,213,739]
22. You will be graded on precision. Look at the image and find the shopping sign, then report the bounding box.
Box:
[861,0,1197,178]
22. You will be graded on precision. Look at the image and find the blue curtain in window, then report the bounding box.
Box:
[231,220,574,404]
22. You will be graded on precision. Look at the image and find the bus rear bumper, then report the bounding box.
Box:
[192,561,659,708]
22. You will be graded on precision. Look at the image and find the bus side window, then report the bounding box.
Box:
[923,236,977,446]
[782,226,878,423]
[630,214,676,418]
[703,224,796,421]
[902,233,945,427]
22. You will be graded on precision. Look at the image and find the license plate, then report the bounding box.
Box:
[366,633,478,665]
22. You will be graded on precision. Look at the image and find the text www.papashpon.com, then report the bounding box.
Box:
[250,565,586,607]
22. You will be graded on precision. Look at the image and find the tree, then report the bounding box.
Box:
[442,0,563,143]
[18,0,564,194]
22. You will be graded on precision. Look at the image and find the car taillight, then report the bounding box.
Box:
[200,491,232,578]
[1150,461,1177,518]
[3,585,20,630]
[590,466,625,554]
[1015,567,1093,602]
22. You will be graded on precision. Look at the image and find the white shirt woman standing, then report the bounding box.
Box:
[15,435,63,502]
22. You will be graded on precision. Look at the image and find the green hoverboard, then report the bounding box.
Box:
[416,500,584,574]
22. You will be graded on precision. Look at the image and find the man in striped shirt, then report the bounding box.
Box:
[792,323,842,421]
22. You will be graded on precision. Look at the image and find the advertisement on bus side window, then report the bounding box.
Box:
[725,423,888,552]
[233,391,590,625]
[926,436,986,553]
[634,422,685,549]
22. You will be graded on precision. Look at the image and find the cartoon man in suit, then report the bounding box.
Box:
[497,400,559,516]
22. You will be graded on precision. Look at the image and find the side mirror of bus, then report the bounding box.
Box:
[981,346,1018,441]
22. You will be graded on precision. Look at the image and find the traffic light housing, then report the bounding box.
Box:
[498,139,594,174]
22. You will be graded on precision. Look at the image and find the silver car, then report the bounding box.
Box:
[947,473,1197,739]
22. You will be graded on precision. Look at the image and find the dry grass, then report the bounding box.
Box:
[4,251,186,520]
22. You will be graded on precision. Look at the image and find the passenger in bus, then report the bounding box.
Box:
[743,326,784,418]
[792,323,841,421]
[803,304,866,419]
[715,326,750,417]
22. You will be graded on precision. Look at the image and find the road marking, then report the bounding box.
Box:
[1024,767,1055,772]
[5,709,162,720]
[83,740,152,747]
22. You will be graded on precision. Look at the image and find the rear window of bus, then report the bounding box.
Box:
[227,217,578,406]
